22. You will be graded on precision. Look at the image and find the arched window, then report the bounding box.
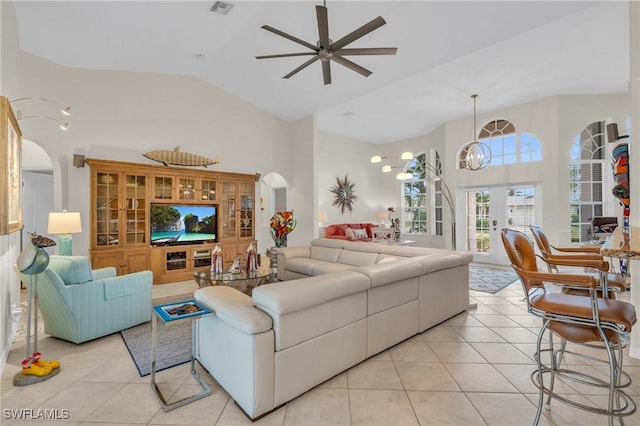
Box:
[570,121,606,243]
[458,119,541,167]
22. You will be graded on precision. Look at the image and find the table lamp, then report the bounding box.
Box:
[318,211,328,227]
[47,211,82,256]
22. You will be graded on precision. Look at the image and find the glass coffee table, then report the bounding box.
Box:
[193,269,272,295]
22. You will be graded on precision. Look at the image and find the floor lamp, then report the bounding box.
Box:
[47,211,82,256]
[14,235,61,385]
[422,162,456,251]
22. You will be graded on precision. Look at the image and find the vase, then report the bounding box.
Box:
[392,218,401,242]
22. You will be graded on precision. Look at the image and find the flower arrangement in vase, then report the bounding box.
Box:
[270,211,296,248]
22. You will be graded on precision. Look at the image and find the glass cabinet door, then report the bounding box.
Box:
[165,249,188,272]
[153,176,174,200]
[221,181,237,239]
[178,177,196,201]
[124,173,147,245]
[239,182,254,238]
[200,179,217,201]
[96,171,120,247]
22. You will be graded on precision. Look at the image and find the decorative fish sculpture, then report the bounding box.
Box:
[143,146,220,168]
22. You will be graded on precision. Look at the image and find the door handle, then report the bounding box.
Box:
[492,219,497,231]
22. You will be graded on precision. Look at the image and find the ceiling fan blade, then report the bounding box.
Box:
[256,52,317,59]
[261,25,318,51]
[330,16,386,51]
[338,47,397,56]
[283,56,320,79]
[322,60,332,85]
[316,5,330,49]
[331,55,372,77]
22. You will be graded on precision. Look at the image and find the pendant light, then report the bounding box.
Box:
[461,94,491,171]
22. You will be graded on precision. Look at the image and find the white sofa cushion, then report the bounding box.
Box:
[253,270,370,315]
[337,250,379,266]
[311,238,349,249]
[277,246,310,260]
[353,259,423,288]
[310,246,342,262]
[410,253,465,274]
[311,262,352,275]
[285,258,323,276]
[347,241,384,253]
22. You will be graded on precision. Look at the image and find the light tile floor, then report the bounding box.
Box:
[2,279,639,425]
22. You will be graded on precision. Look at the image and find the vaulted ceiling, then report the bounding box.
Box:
[13,1,630,144]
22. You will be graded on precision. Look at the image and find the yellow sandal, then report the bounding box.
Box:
[21,359,52,376]
[32,352,60,370]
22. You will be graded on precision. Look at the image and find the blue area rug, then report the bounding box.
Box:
[469,265,519,294]
[120,294,193,377]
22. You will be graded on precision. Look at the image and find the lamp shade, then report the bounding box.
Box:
[400,152,414,160]
[48,211,82,234]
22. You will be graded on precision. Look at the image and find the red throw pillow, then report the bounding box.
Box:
[325,226,338,236]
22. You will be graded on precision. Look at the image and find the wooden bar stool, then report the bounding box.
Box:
[502,228,636,425]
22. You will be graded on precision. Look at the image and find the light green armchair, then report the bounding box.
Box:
[16,256,153,344]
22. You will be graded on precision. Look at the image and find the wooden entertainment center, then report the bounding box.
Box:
[87,159,256,284]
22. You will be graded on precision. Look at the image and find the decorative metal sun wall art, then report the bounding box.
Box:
[330,175,357,214]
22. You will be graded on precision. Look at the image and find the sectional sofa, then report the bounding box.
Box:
[194,238,471,420]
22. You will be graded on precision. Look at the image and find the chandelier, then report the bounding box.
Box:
[460,94,491,171]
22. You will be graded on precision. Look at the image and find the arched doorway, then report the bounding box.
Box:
[259,172,288,250]
[21,139,54,250]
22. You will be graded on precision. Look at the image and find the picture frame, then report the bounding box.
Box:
[152,299,212,323]
[0,96,23,235]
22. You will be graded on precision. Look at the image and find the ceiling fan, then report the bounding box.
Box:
[256,2,397,85]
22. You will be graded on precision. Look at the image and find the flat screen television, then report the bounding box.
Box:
[150,204,217,245]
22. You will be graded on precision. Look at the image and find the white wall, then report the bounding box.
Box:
[286,115,316,246]
[316,130,390,227]
[0,0,24,374]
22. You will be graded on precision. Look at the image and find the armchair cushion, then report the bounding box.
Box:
[48,256,93,284]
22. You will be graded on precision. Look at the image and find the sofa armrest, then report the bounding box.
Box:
[103,271,153,300]
[92,267,117,280]
[195,286,272,334]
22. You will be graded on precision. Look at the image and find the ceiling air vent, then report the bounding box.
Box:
[210,1,233,15]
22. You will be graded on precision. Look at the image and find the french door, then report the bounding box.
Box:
[462,185,538,265]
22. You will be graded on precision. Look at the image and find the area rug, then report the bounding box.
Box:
[121,293,194,377]
[469,265,519,294]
